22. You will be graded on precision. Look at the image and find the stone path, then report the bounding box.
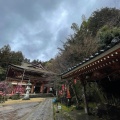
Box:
[25,98,53,120]
[0,102,39,120]
[0,98,54,120]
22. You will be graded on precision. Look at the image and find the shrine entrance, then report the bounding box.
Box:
[34,86,40,93]
[43,87,47,93]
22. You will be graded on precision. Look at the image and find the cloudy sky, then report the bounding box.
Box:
[0,0,120,61]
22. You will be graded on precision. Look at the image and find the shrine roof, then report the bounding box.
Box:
[8,62,56,76]
[61,39,120,79]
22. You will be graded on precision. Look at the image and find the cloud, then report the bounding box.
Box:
[0,0,119,61]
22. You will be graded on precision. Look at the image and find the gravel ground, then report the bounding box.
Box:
[0,98,53,120]
[25,98,53,120]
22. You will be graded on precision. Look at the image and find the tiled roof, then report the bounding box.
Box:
[61,38,120,78]
[9,63,56,75]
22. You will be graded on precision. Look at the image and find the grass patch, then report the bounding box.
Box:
[53,104,56,120]
[56,103,74,112]
[53,103,74,120]
[88,102,97,108]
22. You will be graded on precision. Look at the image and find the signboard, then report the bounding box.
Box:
[58,106,62,110]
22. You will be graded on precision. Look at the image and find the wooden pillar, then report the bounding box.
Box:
[12,90,14,95]
[39,86,41,93]
[31,83,34,93]
[5,66,10,80]
[40,83,44,93]
[21,69,25,83]
[71,84,79,106]
[81,79,89,114]
[47,87,50,93]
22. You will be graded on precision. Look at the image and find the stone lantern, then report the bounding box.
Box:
[23,80,32,100]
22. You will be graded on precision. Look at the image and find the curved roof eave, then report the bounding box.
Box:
[61,41,120,79]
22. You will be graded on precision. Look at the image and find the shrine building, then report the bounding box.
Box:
[61,39,120,114]
[6,62,56,94]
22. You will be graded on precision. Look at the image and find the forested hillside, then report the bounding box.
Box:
[44,7,120,74]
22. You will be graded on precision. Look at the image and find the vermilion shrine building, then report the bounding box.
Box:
[61,40,120,114]
[6,62,56,94]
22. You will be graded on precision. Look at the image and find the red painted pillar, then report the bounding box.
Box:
[31,83,35,93]
[47,87,50,93]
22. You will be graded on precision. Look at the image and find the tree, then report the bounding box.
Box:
[31,59,41,64]
[0,45,11,68]
[97,25,120,48]
[0,44,24,81]
[44,7,120,74]
[24,58,30,63]
[0,45,24,68]
[10,51,24,65]
[87,7,120,36]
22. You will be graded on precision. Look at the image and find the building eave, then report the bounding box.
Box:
[61,41,120,79]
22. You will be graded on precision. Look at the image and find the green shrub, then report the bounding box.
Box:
[0,95,5,103]
[11,93,20,100]
[4,96,8,101]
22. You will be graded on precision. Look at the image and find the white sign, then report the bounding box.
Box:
[50,87,52,91]
[58,106,62,110]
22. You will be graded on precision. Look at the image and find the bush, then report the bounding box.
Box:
[4,96,8,101]
[71,96,77,105]
[11,93,20,100]
[0,95,3,103]
[75,105,83,110]
[0,95,7,103]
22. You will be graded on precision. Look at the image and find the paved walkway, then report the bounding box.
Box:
[0,98,53,120]
[0,98,100,120]
[24,98,53,120]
